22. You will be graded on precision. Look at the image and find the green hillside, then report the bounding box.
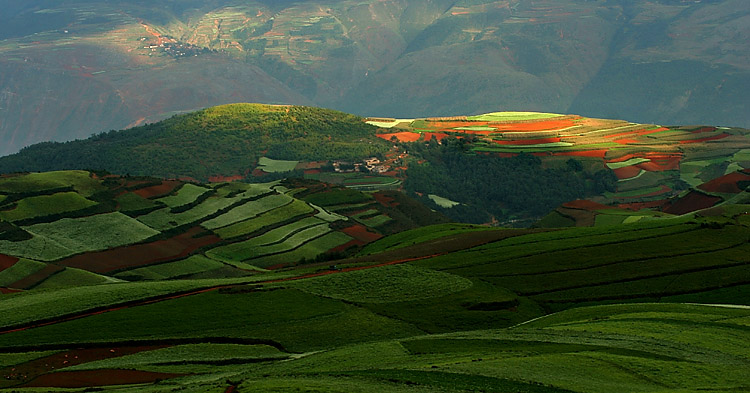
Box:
[0,104,388,180]
[0,189,747,390]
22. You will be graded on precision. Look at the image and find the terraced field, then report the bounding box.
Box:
[371,113,750,220]
[0,205,747,391]
[0,171,428,291]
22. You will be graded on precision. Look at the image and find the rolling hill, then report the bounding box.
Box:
[0,192,747,391]
[1,0,748,155]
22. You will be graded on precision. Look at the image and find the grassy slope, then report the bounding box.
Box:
[0,209,747,391]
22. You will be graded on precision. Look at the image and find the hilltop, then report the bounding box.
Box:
[1,0,748,155]
[0,104,388,180]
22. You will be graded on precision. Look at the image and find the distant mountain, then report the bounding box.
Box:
[0,0,748,155]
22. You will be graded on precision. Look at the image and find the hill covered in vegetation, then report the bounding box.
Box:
[0,104,388,180]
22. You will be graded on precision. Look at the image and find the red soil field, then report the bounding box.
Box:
[618,200,668,211]
[2,345,170,389]
[304,169,321,175]
[698,172,750,194]
[0,287,21,294]
[0,254,18,270]
[207,174,244,183]
[22,369,186,388]
[492,118,577,132]
[606,153,682,172]
[7,264,64,290]
[613,165,642,180]
[132,180,182,199]
[341,225,383,243]
[562,200,615,211]
[493,137,561,145]
[613,138,640,144]
[376,132,422,142]
[663,191,722,215]
[679,133,730,144]
[59,227,221,273]
[422,132,450,141]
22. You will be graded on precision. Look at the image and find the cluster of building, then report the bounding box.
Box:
[332,157,391,174]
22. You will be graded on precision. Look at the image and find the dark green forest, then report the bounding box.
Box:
[404,138,618,224]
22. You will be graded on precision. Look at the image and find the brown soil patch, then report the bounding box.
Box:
[341,225,383,243]
[663,191,723,215]
[0,254,18,270]
[208,174,244,183]
[618,200,668,211]
[0,287,21,294]
[7,264,64,290]
[562,200,615,211]
[132,181,182,199]
[2,345,170,389]
[698,172,750,194]
[22,369,185,388]
[373,192,398,208]
[613,165,642,180]
[58,227,221,273]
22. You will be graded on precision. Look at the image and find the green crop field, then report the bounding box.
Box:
[0,212,160,261]
[247,231,353,268]
[0,171,104,196]
[156,184,211,209]
[213,199,315,239]
[64,343,288,371]
[302,188,373,206]
[32,267,114,289]
[467,112,565,121]
[290,264,472,303]
[207,218,329,262]
[137,196,239,231]
[359,223,494,255]
[257,157,299,173]
[114,255,228,281]
[0,258,46,287]
[201,193,292,230]
[0,192,98,222]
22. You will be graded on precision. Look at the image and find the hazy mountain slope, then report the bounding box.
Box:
[0,0,747,155]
